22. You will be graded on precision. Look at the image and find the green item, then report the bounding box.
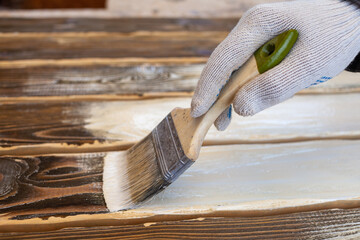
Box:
[255,29,299,74]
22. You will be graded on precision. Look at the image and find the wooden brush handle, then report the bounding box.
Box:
[172,30,299,160]
[201,56,259,127]
[171,56,259,161]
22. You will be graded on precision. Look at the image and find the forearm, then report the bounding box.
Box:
[344,0,360,8]
[344,0,360,72]
[346,52,360,72]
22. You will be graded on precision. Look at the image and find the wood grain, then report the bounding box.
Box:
[2,208,360,239]
[107,0,279,18]
[1,14,359,239]
[0,18,237,33]
[0,63,202,97]
[0,153,108,219]
[1,58,358,97]
[0,101,105,147]
[1,94,360,150]
[1,141,360,236]
[0,32,227,60]
[1,0,105,9]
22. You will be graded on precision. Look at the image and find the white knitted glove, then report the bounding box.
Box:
[191,0,360,130]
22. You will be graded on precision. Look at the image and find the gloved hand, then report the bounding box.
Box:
[191,0,360,130]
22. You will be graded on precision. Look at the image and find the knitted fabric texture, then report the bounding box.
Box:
[191,0,360,131]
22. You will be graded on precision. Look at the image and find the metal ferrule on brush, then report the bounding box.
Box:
[151,113,194,185]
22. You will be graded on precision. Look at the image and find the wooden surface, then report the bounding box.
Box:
[1,0,105,9]
[1,15,360,239]
[0,32,227,60]
[1,208,360,239]
[1,94,360,150]
[2,141,360,222]
[0,154,107,219]
[0,18,237,33]
[0,62,203,97]
[107,0,281,18]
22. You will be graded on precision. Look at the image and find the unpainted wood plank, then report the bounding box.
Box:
[0,32,227,60]
[1,94,360,150]
[1,0,106,9]
[1,208,360,239]
[0,63,203,97]
[0,10,118,18]
[0,140,360,232]
[0,18,238,33]
[0,61,358,97]
[107,0,281,18]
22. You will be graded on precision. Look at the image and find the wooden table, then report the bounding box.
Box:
[1,17,360,239]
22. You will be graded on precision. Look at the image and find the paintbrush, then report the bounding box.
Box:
[103,29,298,211]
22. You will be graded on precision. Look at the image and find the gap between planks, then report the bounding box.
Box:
[0,93,194,103]
[1,91,358,104]
[0,57,208,68]
[2,135,360,156]
[1,200,360,233]
[2,91,360,102]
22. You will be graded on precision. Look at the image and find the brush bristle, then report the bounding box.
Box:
[103,113,194,212]
[103,134,165,211]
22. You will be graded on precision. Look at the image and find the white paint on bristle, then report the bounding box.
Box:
[103,151,132,212]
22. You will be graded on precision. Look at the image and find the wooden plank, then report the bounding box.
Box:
[0,60,358,97]
[0,18,237,33]
[0,101,105,147]
[0,10,118,19]
[0,62,203,97]
[0,32,227,60]
[0,153,108,219]
[1,208,360,239]
[1,93,360,151]
[1,140,360,234]
[1,0,105,9]
[106,0,280,18]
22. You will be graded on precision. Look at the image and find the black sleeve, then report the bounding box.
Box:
[344,0,359,72]
[346,53,360,72]
[344,0,360,8]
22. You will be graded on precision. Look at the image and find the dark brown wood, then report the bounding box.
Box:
[0,154,108,220]
[0,63,202,97]
[0,18,237,33]
[1,0,105,9]
[1,208,360,239]
[0,32,226,60]
[0,101,105,147]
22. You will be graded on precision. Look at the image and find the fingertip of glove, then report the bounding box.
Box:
[190,109,202,118]
[215,123,228,131]
[233,99,259,117]
[215,118,230,131]
[190,98,206,118]
[214,105,232,131]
